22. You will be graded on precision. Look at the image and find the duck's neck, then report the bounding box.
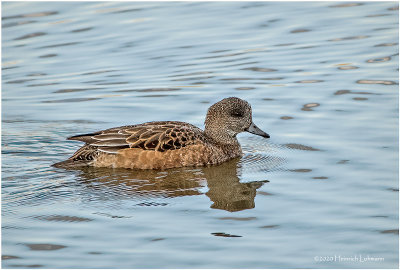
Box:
[204,126,239,146]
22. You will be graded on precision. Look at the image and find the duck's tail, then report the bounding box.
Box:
[51,159,91,169]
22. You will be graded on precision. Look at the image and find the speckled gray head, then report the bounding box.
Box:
[204,97,270,144]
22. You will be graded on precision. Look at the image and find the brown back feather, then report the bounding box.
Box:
[67,121,204,161]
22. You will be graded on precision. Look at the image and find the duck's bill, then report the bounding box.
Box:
[246,122,270,138]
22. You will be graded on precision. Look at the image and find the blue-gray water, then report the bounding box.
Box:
[2,1,399,268]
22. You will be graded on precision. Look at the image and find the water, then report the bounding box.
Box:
[2,1,398,268]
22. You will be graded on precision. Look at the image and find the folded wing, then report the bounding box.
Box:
[67,121,203,161]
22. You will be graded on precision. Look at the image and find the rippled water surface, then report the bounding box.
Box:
[2,1,399,268]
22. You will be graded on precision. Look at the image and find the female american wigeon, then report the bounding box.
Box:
[53,97,270,170]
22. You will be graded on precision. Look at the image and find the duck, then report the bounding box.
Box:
[53,97,270,170]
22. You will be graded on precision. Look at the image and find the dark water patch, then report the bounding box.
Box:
[295,80,323,83]
[54,87,103,94]
[34,215,93,222]
[2,66,19,70]
[262,98,274,101]
[357,80,397,85]
[14,32,46,40]
[137,202,168,206]
[71,27,93,33]
[219,217,257,221]
[6,79,35,84]
[210,49,231,53]
[241,2,268,9]
[88,251,102,255]
[2,20,36,28]
[112,8,142,14]
[334,90,380,95]
[291,29,310,33]
[82,70,117,76]
[312,176,328,180]
[296,45,317,50]
[2,255,21,260]
[40,42,80,49]
[290,169,312,173]
[236,87,255,91]
[178,45,195,49]
[285,143,320,151]
[387,188,399,192]
[367,56,391,63]
[28,83,60,87]
[211,232,242,238]
[151,238,165,242]
[374,43,398,47]
[242,67,277,72]
[9,264,43,268]
[121,41,136,48]
[268,19,280,23]
[25,243,66,251]
[280,116,293,120]
[2,11,58,20]
[338,66,358,70]
[381,229,399,235]
[260,225,279,229]
[176,63,197,67]
[39,54,57,58]
[94,81,129,85]
[337,160,350,164]
[371,215,389,218]
[42,98,101,103]
[353,97,368,101]
[301,103,320,111]
[27,72,47,77]
[329,35,369,42]
[260,77,284,81]
[388,5,398,11]
[330,3,363,8]
[274,43,295,47]
[366,14,390,17]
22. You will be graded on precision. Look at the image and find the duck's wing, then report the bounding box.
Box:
[67,121,204,155]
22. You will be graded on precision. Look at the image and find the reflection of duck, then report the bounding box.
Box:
[53,97,269,169]
[203,160,268,212]
[68,158,268,212]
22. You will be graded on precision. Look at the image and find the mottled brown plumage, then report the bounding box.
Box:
[53,97,270,170]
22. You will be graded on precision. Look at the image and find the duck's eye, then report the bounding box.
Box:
[231,110,244,117]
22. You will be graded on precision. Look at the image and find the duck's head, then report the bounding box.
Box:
[204,97,270,144]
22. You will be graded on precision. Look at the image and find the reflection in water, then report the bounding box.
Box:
[71,158,268,212]
[203,161,269,212]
